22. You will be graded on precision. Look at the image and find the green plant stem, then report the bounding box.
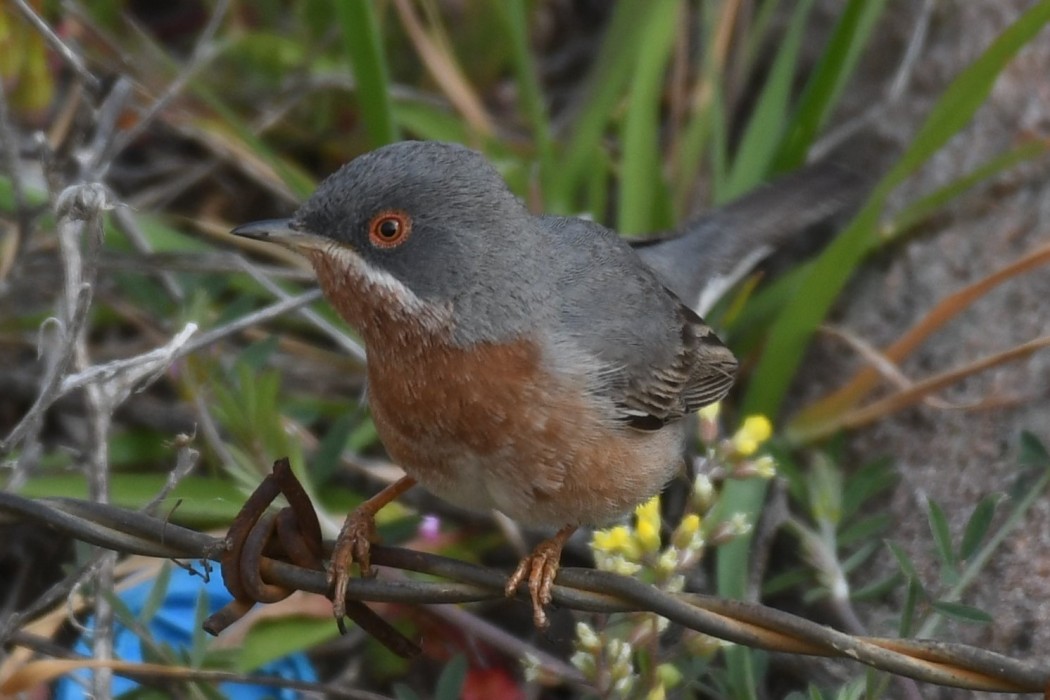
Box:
[336,0,398,148]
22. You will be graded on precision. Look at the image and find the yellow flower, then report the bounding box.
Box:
[634,496,662,553]
[672,514,704,552]
[635,496,661,529]
[751,454,776,479]
[731,414,773,456]
[592,525,641,560]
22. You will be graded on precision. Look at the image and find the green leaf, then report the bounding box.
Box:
[926,500,956,572]
[840,539,880,574]
[1019,430,1050,467]
[16,474,246,528]
[189,588,210,668]
[887,140,1049,238]
[959,495,998,561]
[773,0,887,170]
[742,0,1050,419]
[840,457,896,519]
[885,540,919,582]
[898,577,922,637]
[393,101,471,143]
[931,600,993,624]
[807,452,843,526]
[762,567,810,597]
[722,0,815,200]
[618,0,679,234]
[312,412,355,483]
[551,1,655,210]
[238,335,280,372]
[852,572,903,601]
[495,0,554,193]
[837,514,890,549]
[236,617,340,673]
[335,0,398,147]
[434,654,468,700]
[139,562,173,625]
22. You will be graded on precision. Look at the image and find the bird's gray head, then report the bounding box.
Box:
[233,142,549,342]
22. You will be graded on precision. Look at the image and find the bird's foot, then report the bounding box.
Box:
[505,525,576,628]
[328,508,378,629]
[326,476,417,632]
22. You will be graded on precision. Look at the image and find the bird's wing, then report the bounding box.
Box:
[615,302,737,430]
[541,216,737,430]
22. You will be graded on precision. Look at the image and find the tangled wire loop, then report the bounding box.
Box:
[0,459,1047,694]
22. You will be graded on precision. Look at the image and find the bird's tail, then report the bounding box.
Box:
[635,141,882,314]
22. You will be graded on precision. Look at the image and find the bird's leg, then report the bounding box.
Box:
[329,475,417,627]
[505,524,577,628]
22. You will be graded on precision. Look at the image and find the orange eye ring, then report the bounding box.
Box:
[368,210,412,249]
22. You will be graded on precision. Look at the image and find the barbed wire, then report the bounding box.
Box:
[0,488,1047,694]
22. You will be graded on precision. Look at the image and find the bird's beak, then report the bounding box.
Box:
[230,218,331,252]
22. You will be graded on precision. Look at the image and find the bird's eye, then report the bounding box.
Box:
[368,211,412,249]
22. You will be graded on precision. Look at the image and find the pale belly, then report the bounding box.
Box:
[371,391,686,526]
[363,334,686,526]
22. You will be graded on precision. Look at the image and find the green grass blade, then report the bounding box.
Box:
[958,495,997,561]
[916,438,1050,639]
[887,139,1048,237]
[743,0,1050,419]
[551,0,654,211]
[926,499,957,576]
[393,100,472,143]
[931,600,993,624]
[335,0,398,148]
[773,0,887,171]
[670,0,722,215]
[717,0,1050,641]
[496,0,555,191]
[617,0,679,234]
[721,0,815,201]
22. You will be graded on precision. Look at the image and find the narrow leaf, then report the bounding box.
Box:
[899,577,922,637]
[139,562,173,625]
[931,600,993,624]
[885,540,919,581]
[618,0,679,234]
[1019,430,1050,467]
[434,654,468,700]
[959,495,998,561]
[336,0,398,147]
[552,1,655,209]
[745,0,1050,419]
[723,0,815,200]
[926,500,956,571]
[774,0,887,170]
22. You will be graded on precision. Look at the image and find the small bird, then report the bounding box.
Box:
[232,140,863,627]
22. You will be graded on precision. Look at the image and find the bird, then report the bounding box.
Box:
[231,140,866,628]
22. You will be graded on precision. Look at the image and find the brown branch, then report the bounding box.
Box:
[0,493,1047,694]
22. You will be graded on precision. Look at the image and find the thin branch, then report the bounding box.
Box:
[58,322,198,399]
[236,258,366,362]
[176,289,324,358]
[1,494,1048,694]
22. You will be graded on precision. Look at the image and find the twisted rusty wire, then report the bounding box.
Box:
[0,484,1048,694]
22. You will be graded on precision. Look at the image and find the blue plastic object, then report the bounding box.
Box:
[54,565,317,699]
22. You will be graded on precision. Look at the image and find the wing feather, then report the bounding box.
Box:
[617,303,737,430]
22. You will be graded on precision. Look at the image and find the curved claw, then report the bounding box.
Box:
[326,476,417,631]
[329,509,379,626]
[505,525,577,628]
